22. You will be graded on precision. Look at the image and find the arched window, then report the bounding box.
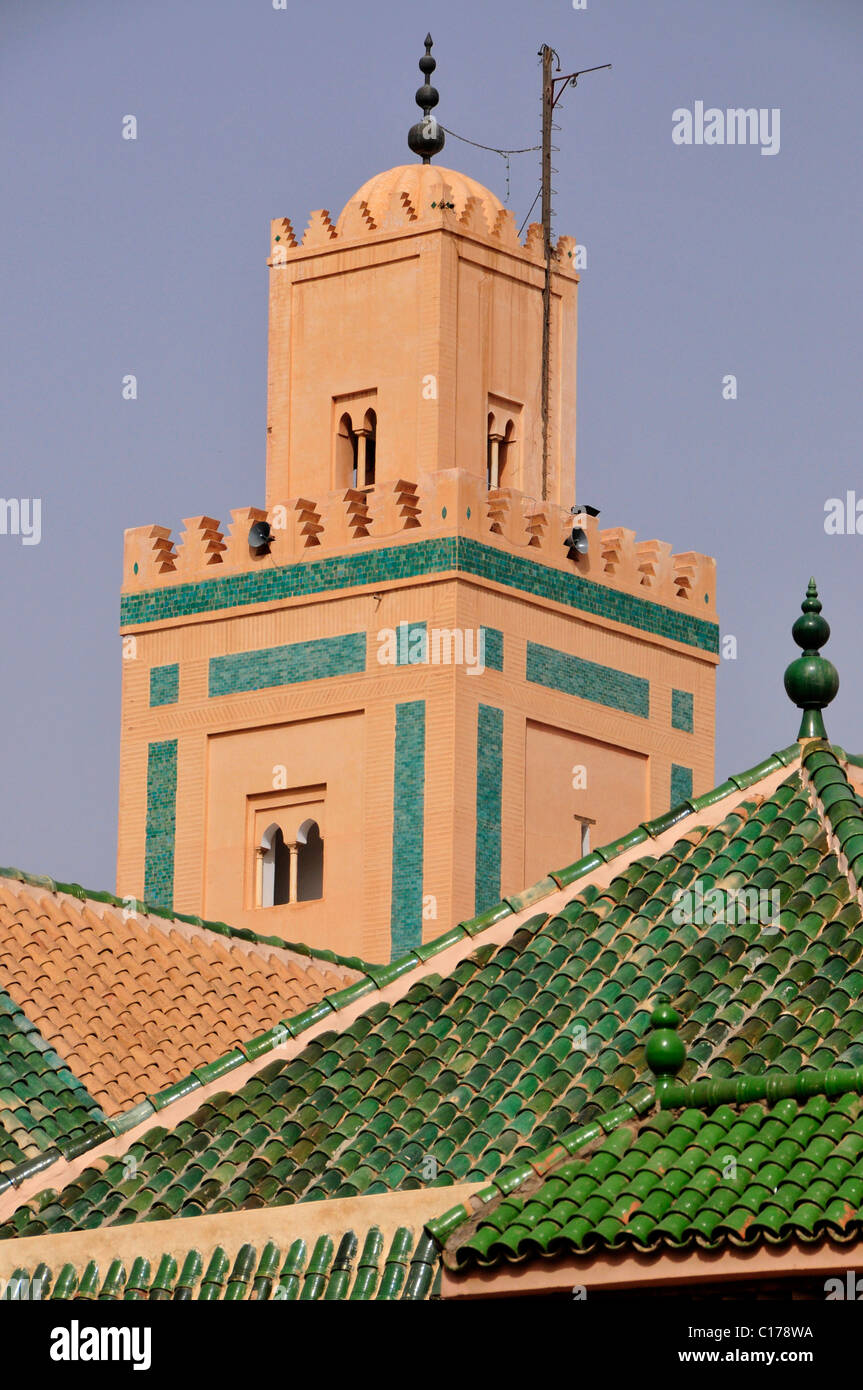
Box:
[360,408,376,488]
[486,413,498,489]
[335,408,376,490]
[296,819,324,902]
[336,412,359,489]
[499,417,516,487]
[259,823,291,907]
[487,408,518,490]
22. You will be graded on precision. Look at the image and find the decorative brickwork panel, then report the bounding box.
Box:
[671,688,694,733]
[144,740,178,910]
[671,762,693,806]
[481,627,504,672]
[208,632,366,697]
[149,663,179,707]
[390,702,425,961]
[122,538,719,654]
[526,642,650,719]
[475,705,503,914]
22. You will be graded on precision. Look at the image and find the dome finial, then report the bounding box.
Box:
[408,34,445,164]
[783,578,840,740]
[645,1005,686,1101]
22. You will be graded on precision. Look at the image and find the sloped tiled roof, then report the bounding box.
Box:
[0,870,362,1119]
[440,1079,863,1270]
[0,987,104,1173]
[7,738,863,1243]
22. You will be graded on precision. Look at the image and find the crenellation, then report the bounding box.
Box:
[489,207,521,249]
[224,507,269,568]
[486,487,510,539]
[598,525,636,579]
[381,186,420,231]
[672,551,709,602]
[301,209,338,248]
[269,217,298,264]
[266,171,578,271]
[389,478,422,531]
[458,194,490,238]
[295,497,324,547]
[120,473,715,616]
[635,539,672,592]
[525,503,547,549]
[336,197,377,240]
[124,525,177,588]
[523,223,545,262]
[175,517,226,576]
[343,488,372,541]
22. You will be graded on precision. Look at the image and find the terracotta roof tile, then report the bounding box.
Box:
[0,876,361,1125]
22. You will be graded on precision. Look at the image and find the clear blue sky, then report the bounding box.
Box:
[2,0,861,889]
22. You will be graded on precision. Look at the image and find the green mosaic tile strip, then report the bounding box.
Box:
[144,740,178,911]
[671,688,693,733]
[149,663,179,707]
[209,632,366,697]
[475,705,503,914]
[526,641,650,718]
[395,622,428,666]
[481,627,503,672]
[390,701,425,962]
[121,537,719,653]
[670,762,693,806]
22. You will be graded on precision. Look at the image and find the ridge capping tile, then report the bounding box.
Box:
[595,827,649,862]
[458,902,512,934]
[149,1076,203,1112]
[642,804,693,838]
[503,879,558,912]
[7,1150,63,1187]
[190,1050,249,1087]
[548,851,605,889]
[107,1100,156,1135]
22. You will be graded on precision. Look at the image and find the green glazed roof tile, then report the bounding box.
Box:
[8,747,863,1246]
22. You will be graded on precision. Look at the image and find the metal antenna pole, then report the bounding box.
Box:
[538,49,611,502]
[540,44,555,503]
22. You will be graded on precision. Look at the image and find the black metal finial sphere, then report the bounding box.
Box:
[407,34,445,164]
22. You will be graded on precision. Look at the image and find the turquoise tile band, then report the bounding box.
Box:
[149,663,179,707]
[671,763,693,806]
[395,622,428,666]
[209,632,366,697]
[481,627,503,672]
[526,642,650,718]
[121,538,718,653]
[475,705,503,914]
[672,688,694,732]
[390,701,426,961]
[144,740,178,911]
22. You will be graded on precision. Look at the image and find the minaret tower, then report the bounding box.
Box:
[117,38,718,961]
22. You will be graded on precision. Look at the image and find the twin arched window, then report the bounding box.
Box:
[487,413,516,490]
[258,819,324,907]
[336,408,376,490]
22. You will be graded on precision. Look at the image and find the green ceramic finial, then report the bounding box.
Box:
[783,579,839,740]
[644,1005,686,1094]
